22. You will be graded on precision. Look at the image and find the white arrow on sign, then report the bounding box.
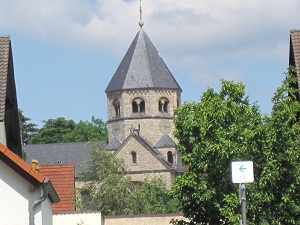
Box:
[231,161,254,183]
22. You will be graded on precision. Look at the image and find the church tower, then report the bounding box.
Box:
[105,6,182,186]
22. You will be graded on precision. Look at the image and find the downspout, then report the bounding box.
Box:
[29,182,48,225]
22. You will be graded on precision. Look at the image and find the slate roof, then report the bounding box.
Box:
[290,30,300,85]
[0,143,59,203]
[0,36,10,121]
[105,137,121,150]
[23,142,93,177]
[105,28,182,93]
[40,164,75,212]
[154,134,176,148]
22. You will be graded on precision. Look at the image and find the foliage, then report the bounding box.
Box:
[29,117,107,144]
[18,109,39,145]
[63,116,107,142]
[170,68,300,224]
[30,117,76,144]
[74,143,178,215]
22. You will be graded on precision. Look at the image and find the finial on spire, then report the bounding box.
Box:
[139,0,144,28]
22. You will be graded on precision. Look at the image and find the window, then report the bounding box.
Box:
[131,151,137,163]
[140,100,145,113]
[132,101,138,113]
[132,98,145,113]
[113,99,120,117]
[167,151,173,164]
[159,97,169,113]
[163,101,168,113]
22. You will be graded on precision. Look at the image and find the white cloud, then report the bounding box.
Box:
[1,0,299,58]
[1,0,299,116]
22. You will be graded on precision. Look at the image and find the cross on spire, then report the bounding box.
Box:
[140,0,142,21]
[139,0,144,28]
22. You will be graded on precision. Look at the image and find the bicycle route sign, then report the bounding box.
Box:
[231,161,254,183]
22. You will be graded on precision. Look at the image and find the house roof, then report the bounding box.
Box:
[40,164,75,212]
[114,132,174,170]
[105,28,182,93]
[290,30,300,84]
[23,142,93,177]
[154,134,176,148]
[105,137,121,150]
[0,36,22,157]
[0,143,59,203]
[0,36,10,121]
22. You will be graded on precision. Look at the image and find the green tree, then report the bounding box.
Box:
[29,116,107,144]
[18,109,39,145]
[75,143,178,215]
[63,116,107,142]
[170,70,300,224]
[30,117,76,144]
[253,68,300,224]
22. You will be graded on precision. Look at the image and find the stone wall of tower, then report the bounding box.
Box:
[107,89,181,145]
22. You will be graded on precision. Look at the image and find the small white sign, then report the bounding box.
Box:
[231,161,254,183]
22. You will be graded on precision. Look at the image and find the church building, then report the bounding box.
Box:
[104,18,183,186]
[23,11,183,188]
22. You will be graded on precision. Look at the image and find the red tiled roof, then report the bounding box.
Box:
[40,164,75,212]
[0,143,44,187]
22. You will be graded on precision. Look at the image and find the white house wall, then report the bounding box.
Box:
[0,160,52,225]
[0,122,7,145]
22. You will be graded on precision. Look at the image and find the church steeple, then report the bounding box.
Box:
[105,5,182,148]
[106,0,181,94]
[105,29,181,93]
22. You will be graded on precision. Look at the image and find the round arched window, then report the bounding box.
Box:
[167,151,173,164]
[131,151,137,163]
[159,97,169,113]
[132,97,145,113]
[113,99,120,117]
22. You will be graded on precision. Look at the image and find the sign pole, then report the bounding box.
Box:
[239,183,246,225]
[231,161,253,225]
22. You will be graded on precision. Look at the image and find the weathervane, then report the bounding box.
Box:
[139,0,144,28]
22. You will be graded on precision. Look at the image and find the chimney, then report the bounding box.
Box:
[31,159,41,171]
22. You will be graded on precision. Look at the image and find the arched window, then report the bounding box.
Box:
[113,99,120,117]
[131,151,137,163]
[167,151,173,164]
[140,100,145,113]
[132,98,145,113]
[159,97,169,113]
[163,101,168,113]
[158,101,162,112]
[132,101,138,113]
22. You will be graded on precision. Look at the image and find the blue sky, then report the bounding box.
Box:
[1,0,299,127]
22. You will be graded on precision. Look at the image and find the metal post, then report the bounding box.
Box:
[239,183,246,225]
